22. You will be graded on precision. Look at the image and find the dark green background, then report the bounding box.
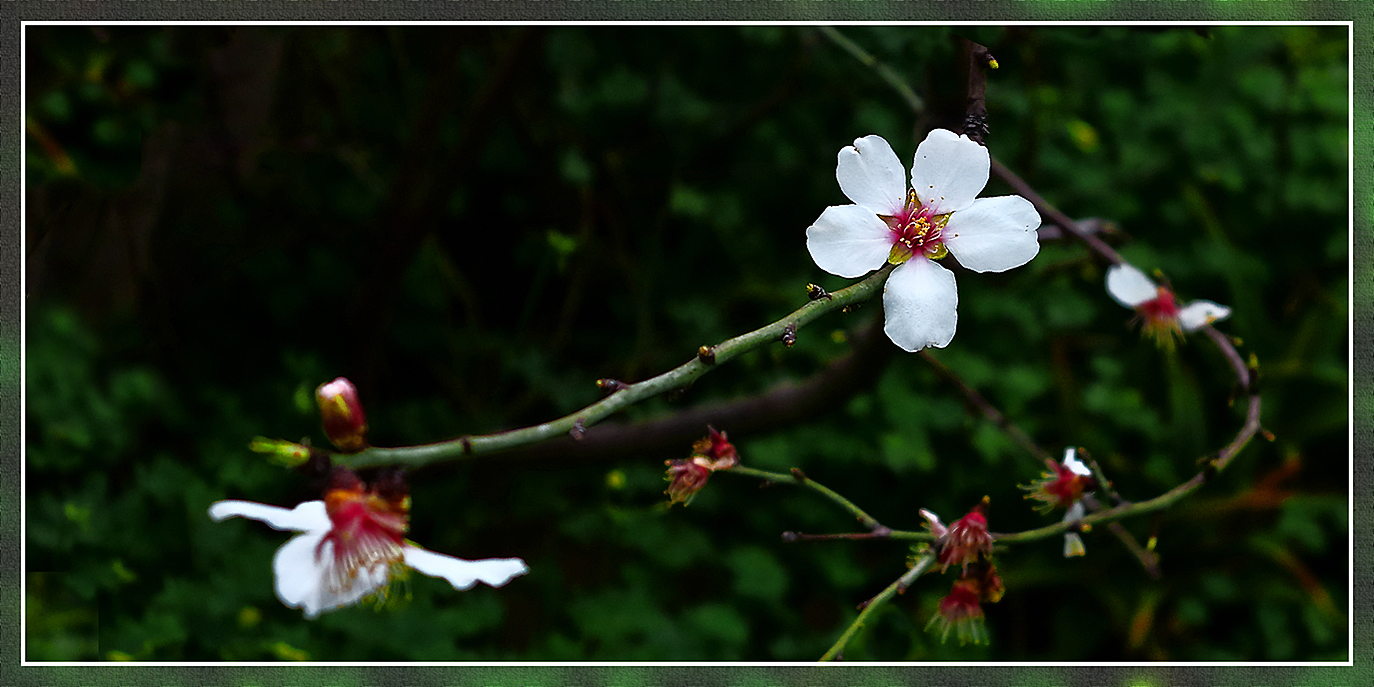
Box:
[19,19,1352,674]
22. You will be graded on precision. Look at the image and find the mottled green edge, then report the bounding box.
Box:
[5,4,1366,687]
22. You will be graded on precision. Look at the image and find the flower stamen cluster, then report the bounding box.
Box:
[921,501,1002,645]
[1105,264,1230,351]
[1021,447,1095,513]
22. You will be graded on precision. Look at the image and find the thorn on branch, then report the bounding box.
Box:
[782,322,798,347]
[697,345,716,364]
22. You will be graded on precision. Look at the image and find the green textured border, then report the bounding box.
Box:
[6,1,1367,686]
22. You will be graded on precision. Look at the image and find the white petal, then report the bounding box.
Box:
[1063,532,1086,558]
[209,499,331,533]
[1062,449,1092,477]
[1063,501,1086,523]
[273,531,388,619]
[805,204,895,278]
[1105,264,1158,308]
[403,546,529,591]
[836,135,907,214]
[942,196,1042,273]
[909,129,989,215]
[882,258,958,352]
[1178,300,1232,332]
[919,509,947,538]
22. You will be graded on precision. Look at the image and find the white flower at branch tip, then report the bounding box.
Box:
[1105,263,1231,347]
[209,499,529,619]
[805,130,1042,352]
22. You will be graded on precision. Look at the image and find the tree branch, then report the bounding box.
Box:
[335,264,897,471]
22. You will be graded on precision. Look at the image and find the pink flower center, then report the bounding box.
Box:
[883,189,950,264]
[1139,287,1181,323]
[318,489,408,593]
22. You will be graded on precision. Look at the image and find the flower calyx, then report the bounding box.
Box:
[923,498,995,574]
[1021,447,1096,513]
[665,426,740,506]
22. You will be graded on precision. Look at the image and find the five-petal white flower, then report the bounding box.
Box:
[806,130,1042,351]
[210,499,528,619]
[1105,263,1231,334]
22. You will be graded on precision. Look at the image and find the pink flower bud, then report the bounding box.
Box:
[316,377,369,452]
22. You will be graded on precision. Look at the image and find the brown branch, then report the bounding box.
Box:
[919,349,1052,467]
[957,37,995,145]
[990,157,1126,266]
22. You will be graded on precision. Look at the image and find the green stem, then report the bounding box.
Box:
[727,466,882,532]
[819,551,936,662]
[817,27,925,115]
[335,264,896,470]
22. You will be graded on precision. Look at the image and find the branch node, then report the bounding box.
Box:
[806,283,833,301]
[459,436,472,455]
[596,378,630,395]
[570,418,587,441]
[781,531,800,543]
[697,345,716,364]
[790,467,809,483]
[782,322,798,348]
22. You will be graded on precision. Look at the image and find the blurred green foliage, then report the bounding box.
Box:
[25,25,1347,661]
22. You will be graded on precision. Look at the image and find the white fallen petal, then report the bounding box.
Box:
[273,531,389,619]
[1105,264,1158,308]
[805,204,895,278]
[882,258,958,352]
[1063,532,1086,558]
[1178,300,1231,332]
[919,509,947,538]
[836,135,907,215]
[909,129,990,216]
[209,499,331,533]
[942,195,1042,273]
[403,546,529,591]
[1062,448,1092,477]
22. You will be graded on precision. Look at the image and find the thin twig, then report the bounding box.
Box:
[817,27,925,115]
[728,465,893,536]
[819,551,937,662]
[989,157,1126,266]
[919,350,1052,467]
